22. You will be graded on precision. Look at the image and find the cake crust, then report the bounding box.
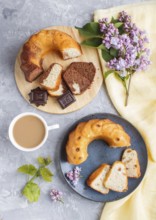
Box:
[87,164,110,194]
[20,29,82,82]
[66,119,131,165]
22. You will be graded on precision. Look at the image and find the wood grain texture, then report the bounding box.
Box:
[14,26,103,114]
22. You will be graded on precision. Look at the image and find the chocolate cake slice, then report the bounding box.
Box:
[63,62,96,95]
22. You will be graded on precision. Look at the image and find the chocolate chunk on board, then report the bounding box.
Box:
[57,90,76,109]
[29,87,48,107]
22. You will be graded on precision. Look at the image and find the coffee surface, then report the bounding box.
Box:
[13,115,46,148]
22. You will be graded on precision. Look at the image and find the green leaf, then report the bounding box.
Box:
[22,182,40,202]
[75,22,102,38]
[81,38,102,47]
[114,22,123,28]
[110,48,119,57]
[37,157,52,166]
[75,29,93,37]
[98,44,107,50]
[114,72,125,82]
[125,74,130,80]
[104,70,116,78]
[40,167,53,182]
[83,22,100,33]
[101,50,113,62]
[45,157,52,165]
[110,17,123,29]
[118,26,125,35]
[111,17,118,23]
[111,17,123,26]
[18,165,37,176]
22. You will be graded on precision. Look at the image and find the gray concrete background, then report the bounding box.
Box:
[0,0,151,219]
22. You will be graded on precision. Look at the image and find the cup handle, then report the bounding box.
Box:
[47,124,60,131]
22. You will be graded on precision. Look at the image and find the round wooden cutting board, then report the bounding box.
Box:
[14,26,103,114]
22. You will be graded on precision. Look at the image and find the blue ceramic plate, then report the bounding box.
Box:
[60,113,148,202]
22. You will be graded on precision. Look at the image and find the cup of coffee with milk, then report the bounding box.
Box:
[8,112,59,151]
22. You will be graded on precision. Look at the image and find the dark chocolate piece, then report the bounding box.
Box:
[57,90,76,109]
[29,87,48,107]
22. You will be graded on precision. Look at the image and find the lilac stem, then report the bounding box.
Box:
[125,74,132,106]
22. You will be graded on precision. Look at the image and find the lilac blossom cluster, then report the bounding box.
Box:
[99,11,151,75]
[50,188,63,203]
[66,166,82,187]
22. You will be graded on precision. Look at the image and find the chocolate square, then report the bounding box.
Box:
[57,90,76,109]
[29,87,48,107]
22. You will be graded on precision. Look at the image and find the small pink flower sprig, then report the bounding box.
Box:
[65,166,82,187]
[50,188,64,203]
[76,11,151,106]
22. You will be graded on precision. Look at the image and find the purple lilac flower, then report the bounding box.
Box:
[99,17,108,23]
[50,189,63,203]
[120,69,127,77]
[99,19,119,49]
[118,11,131,23]
[118,11,133,32]
[120,34,131,46]
[108,57,127,71]
[110,37,122,49]
[134,54,151,71]
[99,11,151,74]
[66,166,82,187]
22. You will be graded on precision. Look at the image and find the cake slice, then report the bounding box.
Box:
[104,161,128,192]
[40,63,63,90]
[63,62,96,95]
[62,47,82,60]
[122,148,141,178]
[48,80,67,97]
[87,164,110,194]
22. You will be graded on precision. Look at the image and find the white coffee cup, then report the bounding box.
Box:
[8,112,59,152]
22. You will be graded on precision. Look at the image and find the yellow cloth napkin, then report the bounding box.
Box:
[94,2,156,220]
